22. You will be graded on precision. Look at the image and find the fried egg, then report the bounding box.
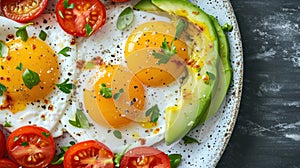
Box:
[0,14,77,137]
[60,7,191,152]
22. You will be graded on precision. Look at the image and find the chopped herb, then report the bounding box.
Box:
[15,23,33,42]
[204,71,216,85]
[69,141,76,145]
[58,10,64,18]
[114,145,131,167]
[42,132,51,138]
[117,7,134,30]
[0,41,8,58]
[145,104,160,123]
[0,83,7,96]
[183,135,200,144]
[175,18,188,40]
[68,109,90,129]
[21,142,29,146]
[84,62,96,69]
[113,130,122,139]
[4,121,12,127]
[152,38,177,65]
[113,88,124,100]
[16,62,23,71]
[63,0,74,9]
[168,154,182,168]
[22,69,40,89]
[58,46,71,57]
[39,30,47,41]
[51,143,74,164]
[14,136,19,142]
[85,24,93,36]
[56,78,76,94]
[222,23,233,32]
[100,83,112,98]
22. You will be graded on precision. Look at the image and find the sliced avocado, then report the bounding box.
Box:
[151,0,220,145]
[133,0,162,12]
[192,16,233,127]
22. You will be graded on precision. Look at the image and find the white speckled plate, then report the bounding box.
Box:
[1,0,243,167]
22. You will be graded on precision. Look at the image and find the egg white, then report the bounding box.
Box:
[59,8,184,152]
[0,14,77,137]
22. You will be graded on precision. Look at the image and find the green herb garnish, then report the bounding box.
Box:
[39,30,47,41]
[113,130,122,139]
[117,7,134,30]
[0,83,7,96]
[63,0,74,9]
[51,142,74,164]
[175,18,188,40]
[22,69,40,89]
[204,71,216,85]
[85,24,93,36]
[114,145,131,167]
[222,23,233,32]
[183,135,200,144]
[16,62,23,71]
[42,132,51,138]
[169,154,182,168]
[0,41,8,58]
[145,104,160,123]
[21,142,29,146]
[100,83,112,98]
[4,121,12,127]
[56,78,75,94]
[152,38,177,65]
[113,88,124,100]
[15,23,33,42]
[69,109,90,129]
[58,46,71,57]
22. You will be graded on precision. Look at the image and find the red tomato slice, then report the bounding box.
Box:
[45,164,64,168]
[0,129,6,158]
[0,158,19,168]
[55,0,106,37]
[64,140,115,168]
[120,146,171,168]
[6,125,55,168]
[1,0,48,23]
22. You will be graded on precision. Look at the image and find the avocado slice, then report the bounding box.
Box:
[192,16,233,127]
[133,0,162,12]
[151,0,220,145]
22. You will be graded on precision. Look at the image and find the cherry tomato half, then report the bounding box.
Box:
[55,0,106,37]
[1,0,48,23]
[64,140,115,168]
[120,146,171,168]
[0,129,6,158]
[0,158,19,168]
[6,125,55,168]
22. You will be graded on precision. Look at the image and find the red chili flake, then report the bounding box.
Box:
[44,99,49,104]
[6,77,10,82]
[48,105,54,111]
[6,56,12,61]
[91,56,104,65]
[7,34,14,39]
[32,44,36,50]
[41,114,46,120]
[192,11,200,15]
[76,60,85,69]
[70,37,76,45]
[139,138,146,145]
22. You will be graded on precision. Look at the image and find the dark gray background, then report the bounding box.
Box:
[218,0,300,167]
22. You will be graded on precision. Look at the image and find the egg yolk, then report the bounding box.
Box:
[0,38,59,113]
[124,21,189,87]
[84,64,146,128]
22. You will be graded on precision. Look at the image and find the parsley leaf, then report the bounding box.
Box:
[152,38,177,65]
[222,23,233,32]
[58,47,71,57]
[175,18,188,40]
[63,0,74,9]
[15,23,33,42]
[21,142,29,146]
[42,132,51,138]
[4,121,12,127]
[56,78,75,94]
[114,145,131,167]
[145,104,160,123]
[51,142,75,164]
[16,62,23,71]
[69,109,90,129]
[113,88,124,100]
[0,83,7,96]
[39,30,47,41]
[0,41,8,58]
[117,7,134,30]
[169,154,182,168]
[183,135,200,144]
[113,130,122,139]
[100,83,112,98]
[22,69,40,89]
[85,24,93,36]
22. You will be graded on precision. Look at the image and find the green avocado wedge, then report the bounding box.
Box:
[133,0,162,12]
[151,0,220,145]
[192,16,233,127]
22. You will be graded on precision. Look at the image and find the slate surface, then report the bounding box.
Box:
[217,0,300,167]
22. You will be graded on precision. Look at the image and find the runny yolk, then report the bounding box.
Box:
[124,21,189,87]
[0,38,59,113]
[84,64,146,128]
